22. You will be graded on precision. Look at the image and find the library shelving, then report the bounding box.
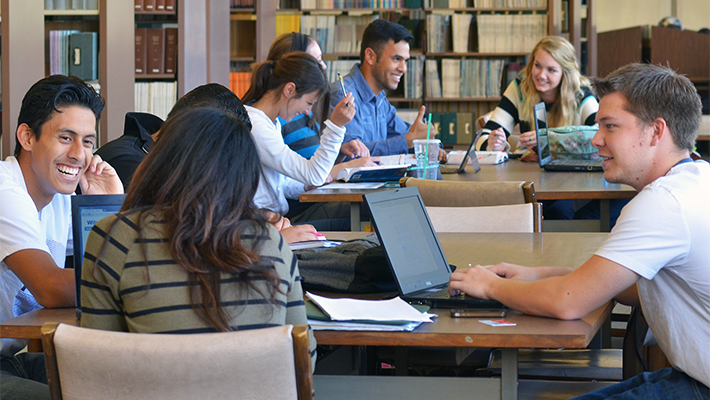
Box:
[1,0,134,158]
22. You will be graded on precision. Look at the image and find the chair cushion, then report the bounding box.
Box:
[52,324,299,400]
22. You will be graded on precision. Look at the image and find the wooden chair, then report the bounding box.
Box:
[41,323,314,400]
[399,178,542,232]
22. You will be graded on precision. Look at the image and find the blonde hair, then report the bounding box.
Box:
[519,36,589,127]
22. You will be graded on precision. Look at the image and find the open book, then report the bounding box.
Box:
[336,164,410,183]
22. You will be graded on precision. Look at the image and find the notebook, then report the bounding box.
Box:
[534,102,603,172]
[71,194,126,319]
[440,129,482,174]
[363,187,504,309]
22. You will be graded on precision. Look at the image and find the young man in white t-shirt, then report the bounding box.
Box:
[0,75,123,400]
[449,63,710,398]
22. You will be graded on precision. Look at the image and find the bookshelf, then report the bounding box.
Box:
[0,0,133,158]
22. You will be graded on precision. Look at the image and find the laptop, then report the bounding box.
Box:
[363,187,504,309]
[440,129,483,174]
[71,194,126,319]
[534,102,603,172]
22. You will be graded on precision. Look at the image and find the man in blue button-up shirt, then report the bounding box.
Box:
[331,19,444,159]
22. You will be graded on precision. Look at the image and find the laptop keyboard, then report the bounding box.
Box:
[551,159,601,166]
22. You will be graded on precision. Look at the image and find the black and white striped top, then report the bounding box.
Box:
[480,77,598,150]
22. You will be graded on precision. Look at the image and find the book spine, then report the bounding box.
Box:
[146,28,165,74]
[143,0,156,12]
[164,28,178,74]
[156,0,166,11]
[165,0,175,11]
[135,0,143,11]
[135,28,148,74]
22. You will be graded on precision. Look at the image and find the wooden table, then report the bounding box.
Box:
[317,232,611,400]
[2,232,610,400]
[300,160,637,231]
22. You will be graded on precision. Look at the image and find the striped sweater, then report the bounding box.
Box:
[80,211,316,370]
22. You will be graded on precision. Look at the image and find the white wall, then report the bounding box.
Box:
[596,0,710,33]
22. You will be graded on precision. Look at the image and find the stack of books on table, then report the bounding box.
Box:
[306,292,433,332]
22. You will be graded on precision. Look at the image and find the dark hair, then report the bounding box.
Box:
[243,52,330,127]
[15,75,104,157]
[167,83,251,129]
[266,33,322,133]
[592,63,702,152]
[360,19,414,61]
[98,107,278,331]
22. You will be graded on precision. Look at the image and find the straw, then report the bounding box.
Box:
[424,113,432,170]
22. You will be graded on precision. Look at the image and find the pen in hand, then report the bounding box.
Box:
[338,72,348,107]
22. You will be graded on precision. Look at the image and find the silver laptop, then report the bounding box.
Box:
[364,187,503,309]
[534,102,603,172]
[71,194,126,319]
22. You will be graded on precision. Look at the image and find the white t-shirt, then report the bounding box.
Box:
[595,159,710,387]
[0,157,72,358]
[246,106,345,214]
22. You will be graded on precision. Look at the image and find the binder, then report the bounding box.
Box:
[68,32,98,81]
[439,112,458,145]
[456,112,474,145]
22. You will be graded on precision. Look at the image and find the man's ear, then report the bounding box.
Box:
[283,82,297,99]
[16,123,36,152]
[364,47,377,66]
[649,118,668,146]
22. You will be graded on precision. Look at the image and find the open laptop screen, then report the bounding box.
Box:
[534,102,552,166]
[364,187,451,295]
[71,194,126,311]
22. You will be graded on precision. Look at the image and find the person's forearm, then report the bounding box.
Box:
[486,275,593,320]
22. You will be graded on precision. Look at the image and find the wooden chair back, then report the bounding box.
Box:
[41,323,314,400]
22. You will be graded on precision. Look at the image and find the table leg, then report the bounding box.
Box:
[500,348,519,400]
[350,202,361,232]
[600,200,611,232]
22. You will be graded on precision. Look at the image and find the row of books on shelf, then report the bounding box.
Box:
[467,0,547,7]
[230,72,252,99]
[135,81,177,121]
[49,31,98,81]
[300,0,421,9]
[135,28,178,75]
[477,13,547,53]
[45,0,98,10]
[134,0,176,12]
[231,0,255,7]
[296,0,546,9]
[425,58,505,98]
[427,12,547,54]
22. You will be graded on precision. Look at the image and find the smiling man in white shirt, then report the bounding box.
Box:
[0,75,122,400]
[449,63,710,399]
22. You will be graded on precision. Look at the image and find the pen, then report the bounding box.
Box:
[338,72,346,96]
[338,72,348,108]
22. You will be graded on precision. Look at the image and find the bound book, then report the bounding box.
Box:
[336,164,410,183]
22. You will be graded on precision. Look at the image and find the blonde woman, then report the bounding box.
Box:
[481,36,598,152]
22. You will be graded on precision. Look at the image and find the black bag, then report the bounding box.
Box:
[294,234,397,294]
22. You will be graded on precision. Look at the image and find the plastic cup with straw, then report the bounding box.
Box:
[424,112,432,171]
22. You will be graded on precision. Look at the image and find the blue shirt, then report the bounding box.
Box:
[330,63,410,156]
[277,113,320,159]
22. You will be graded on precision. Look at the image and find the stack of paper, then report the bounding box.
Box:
[307,292,434,332]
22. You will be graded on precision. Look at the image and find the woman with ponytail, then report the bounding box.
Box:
[242,52,355,224]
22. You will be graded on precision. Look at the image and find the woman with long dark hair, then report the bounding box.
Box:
[80,107,316,369]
